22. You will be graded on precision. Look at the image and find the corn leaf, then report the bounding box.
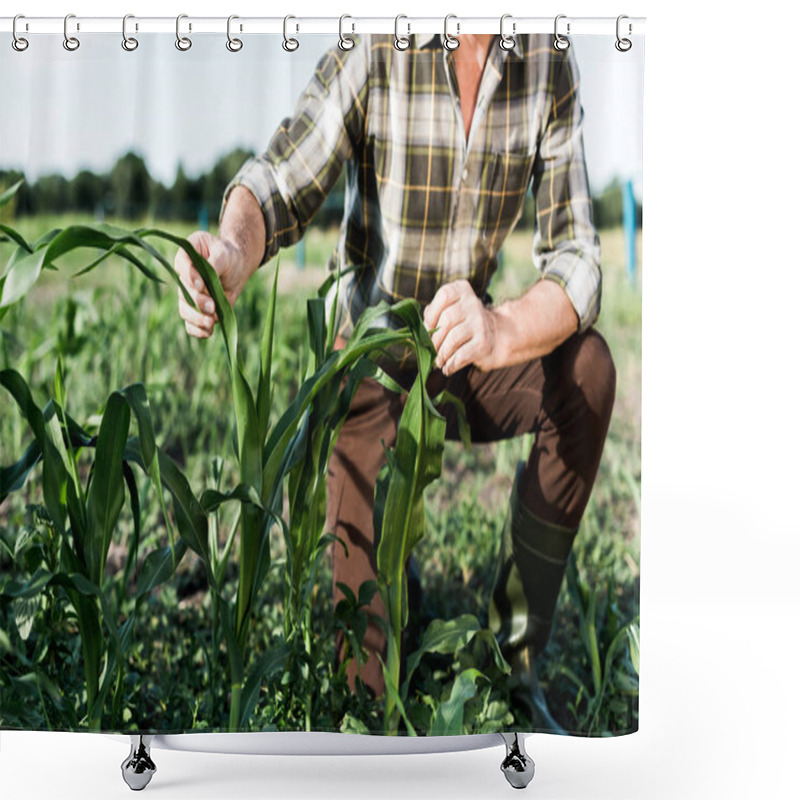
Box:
[238,641,292,728]
[429,669,486,736]
[85,393,130,584]
[0,179,24,208]
[1,369,69,536]
[135,541,189,600]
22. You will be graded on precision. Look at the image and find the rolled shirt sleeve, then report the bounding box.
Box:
[220,35,370,266]
[531,47,602,333]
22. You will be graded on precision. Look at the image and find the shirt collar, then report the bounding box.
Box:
[414,33,524,60]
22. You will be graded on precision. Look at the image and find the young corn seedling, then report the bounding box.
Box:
[1,181,453,732]
[0,361,183,730]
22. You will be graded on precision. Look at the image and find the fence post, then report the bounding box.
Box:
[623,179,637,285]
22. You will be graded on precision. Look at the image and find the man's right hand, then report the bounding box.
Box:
[175,231,251,339]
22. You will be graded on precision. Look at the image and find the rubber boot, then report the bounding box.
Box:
[489,463,577,734]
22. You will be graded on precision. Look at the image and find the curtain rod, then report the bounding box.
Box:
[1,15,646,37]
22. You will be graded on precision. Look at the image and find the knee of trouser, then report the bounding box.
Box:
[570,329,617,426]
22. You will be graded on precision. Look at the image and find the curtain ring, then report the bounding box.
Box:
[443,14,460,51]
[499,14,515,51]
[122,14,138,51]
[176,14,192,51]
[63,13,80,51]
[283,15,299,52]
[553,14,570,51]
[12,14,29,52]
[338,15,355,51]
[615,15,632,52]
[394,14,410,51]
[227,15,243,52]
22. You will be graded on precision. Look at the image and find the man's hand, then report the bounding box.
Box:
[175,231,252,339]
[424,277,580,374]
[423,279,500,376]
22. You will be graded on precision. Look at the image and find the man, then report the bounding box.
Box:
[175,32,615,730]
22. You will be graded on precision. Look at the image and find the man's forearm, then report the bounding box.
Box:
[492,279,579,365]
[219,185,267,279]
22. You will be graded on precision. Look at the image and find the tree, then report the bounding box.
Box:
[202,148,254,222]
[109,151,152,219]
[69,169,106,215]
[33,174,71,215]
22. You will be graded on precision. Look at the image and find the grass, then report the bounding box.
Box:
[0,213,640,735]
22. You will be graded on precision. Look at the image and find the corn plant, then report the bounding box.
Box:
[550,553,640,734]
[1,182,451,732]
[0,362,183,729]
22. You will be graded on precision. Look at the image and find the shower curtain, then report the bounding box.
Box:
[0,23,643,740]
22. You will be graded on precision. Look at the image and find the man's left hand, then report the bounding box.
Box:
[423,279,501,376]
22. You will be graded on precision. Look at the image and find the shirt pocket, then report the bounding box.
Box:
[480,151,534,243]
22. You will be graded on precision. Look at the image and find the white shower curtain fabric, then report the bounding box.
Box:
[0,29,643,738]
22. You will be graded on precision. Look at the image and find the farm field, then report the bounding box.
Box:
[0,214,640,736]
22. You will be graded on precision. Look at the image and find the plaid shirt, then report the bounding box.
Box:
[223,33,601,337]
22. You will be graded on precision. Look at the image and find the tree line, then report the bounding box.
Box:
[0,150,638,231]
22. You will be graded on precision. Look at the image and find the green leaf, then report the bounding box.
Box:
[0,370,69,535]
[120,462,141,590]
[238,641,291,727]
[378,654,417,736]
[429,669,486,736]
[340,713,371,735]
[85,392,130,583]
[307,296,327,370]
[256,261,279,449]
[0,567,53,599]
[0,179,24,208]
[403,615,481,691]
[628,623,640,676]
[135,541,189,599]
[12,596,40,640]
[0,439,42,501]
[0,223,32,253]
[119,384,176,554]
[200,484,264,514]
[434,389,471,450]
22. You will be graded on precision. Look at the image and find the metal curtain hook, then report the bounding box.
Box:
[553,14,570,51]
[122,14,138,51]
[227,15,243,51]
[283,15,299,51]
[339,15,355,51]
[63,13,80,51]
[615,15,632,52]
[499,14,515,51]
[176,14,192,51]
[12,14,29,51]
[394,14,410,51]
[443,13,460,51]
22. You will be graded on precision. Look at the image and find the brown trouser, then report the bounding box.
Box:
[326,329,616,694]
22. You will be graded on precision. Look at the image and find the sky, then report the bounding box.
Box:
[0,33,644,198]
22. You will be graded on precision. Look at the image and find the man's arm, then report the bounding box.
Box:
[426,46,599,374]
[176,38,370,338]
[175,186,265,338]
